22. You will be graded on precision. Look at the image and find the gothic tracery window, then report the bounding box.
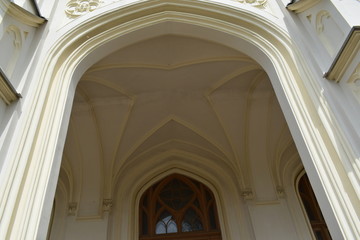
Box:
[139,174,221,239]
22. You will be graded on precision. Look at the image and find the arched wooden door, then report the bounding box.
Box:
[139,174,222,240]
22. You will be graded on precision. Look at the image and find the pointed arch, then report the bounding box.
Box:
[139,173,221,239]
[111,156,250,240]
[2,1,357,239]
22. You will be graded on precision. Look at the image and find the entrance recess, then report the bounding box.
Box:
[3,1,355,239]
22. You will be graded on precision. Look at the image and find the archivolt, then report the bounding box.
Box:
[112,156,243,240]
[5,0,350,239]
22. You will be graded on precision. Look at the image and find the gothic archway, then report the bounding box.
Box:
[3,1,352,239]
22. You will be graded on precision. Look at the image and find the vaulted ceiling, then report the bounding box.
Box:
[60,35,297,217]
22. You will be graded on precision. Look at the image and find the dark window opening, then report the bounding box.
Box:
[139,174,222,240]
[298,173,332,240]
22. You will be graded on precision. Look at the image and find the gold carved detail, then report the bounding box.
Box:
[65,0,102,18]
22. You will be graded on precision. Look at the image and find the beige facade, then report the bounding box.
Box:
[0,0,359,239]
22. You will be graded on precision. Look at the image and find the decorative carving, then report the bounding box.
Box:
[235,0,267,8]
[103,199,112,212]
[276,186,286,198]
[5,25,22,77]
[349,64,360,104]
[315,10,344,57]
[306,14,312,23]
[65,0,102,18]
[349,63,360,83]
[68,202,78,216]
[6,25,22,49]
[241,189,254,200]
[316,10,330,33]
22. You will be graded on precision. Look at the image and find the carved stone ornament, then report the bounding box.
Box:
[276,186,286,199]
[68,202,78,216]
[103,199,113,212]
[241,189,254,200]
[349,63,360,84]
[235,0,268,8]
[65,0,102,18]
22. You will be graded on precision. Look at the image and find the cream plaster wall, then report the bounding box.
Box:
[63,217,109,239]
[284,1,360,219]
[0,15,37,88]
[330,0,360,27]
[289,0,349,71]
[248,202,299,240]
[0,0,40,169]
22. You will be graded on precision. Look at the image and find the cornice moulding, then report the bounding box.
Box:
[286,0,321,13]
[0,68,21,105]
[325,27,360,82]
[7,2,45,27]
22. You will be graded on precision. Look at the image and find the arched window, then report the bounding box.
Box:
[139,174,222,240]
[298,173,332,240]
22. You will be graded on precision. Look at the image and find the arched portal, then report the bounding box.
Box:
[3,1,354,239]
[50,32,326,239]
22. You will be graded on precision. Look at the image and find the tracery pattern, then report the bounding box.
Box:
[139,174,221,239]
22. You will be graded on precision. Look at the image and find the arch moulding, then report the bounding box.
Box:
[1,0,359,239]
[111,152,250,240]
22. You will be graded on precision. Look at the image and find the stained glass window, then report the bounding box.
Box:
[139,174,221,240]
[156,211,177,234]
[182,208,203,232]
